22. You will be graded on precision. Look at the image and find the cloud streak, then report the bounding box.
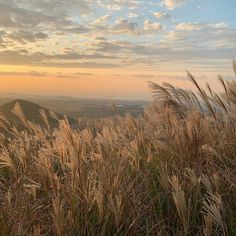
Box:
[163,0,186,10]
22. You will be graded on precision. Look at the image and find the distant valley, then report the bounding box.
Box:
[0,96,147,120]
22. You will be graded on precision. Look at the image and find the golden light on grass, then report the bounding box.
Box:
[0,64,236,234]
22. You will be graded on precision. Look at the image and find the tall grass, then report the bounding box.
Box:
[1,64,236,235]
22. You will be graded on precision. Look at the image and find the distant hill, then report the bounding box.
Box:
[0,99,77,130]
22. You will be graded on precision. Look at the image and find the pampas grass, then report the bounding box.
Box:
[1,64,236,235]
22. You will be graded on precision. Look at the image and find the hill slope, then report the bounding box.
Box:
[0,99,76,129]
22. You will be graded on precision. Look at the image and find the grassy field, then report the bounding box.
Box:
[1,67,236,235]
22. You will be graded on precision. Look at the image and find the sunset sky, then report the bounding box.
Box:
[0,0,236,99]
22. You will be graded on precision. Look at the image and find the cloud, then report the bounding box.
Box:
[91,26,236,69]
[0,1,93,30]
[97,0,140,11]
[157,23,236,65]
[128,12,139,18]
[92,14,112,26]
[112,18,139,35]
[163,0,186,10]
[0,71,47,77]
[170,22,236,51]
[0,70,95,80]
[1,17,236,72]
[0,30,6,46]
[0,49,121,68]
[176,22,228,31]
[0,0,235,75]
[93,17,163,36]
[93,39,123,52]
[153,12,170,19]
[56,72,93,79]
[20,0,93,16]
[0,2,56,28]
[0,50,34,65]
[7,31,49,44]
[143,20,162,32]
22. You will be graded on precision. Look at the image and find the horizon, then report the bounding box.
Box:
[0,91,150,101]
[0,0,236,99]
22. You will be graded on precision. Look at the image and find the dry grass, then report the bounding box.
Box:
[1,64,236,235]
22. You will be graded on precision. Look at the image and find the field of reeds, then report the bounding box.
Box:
[1,64,236,235]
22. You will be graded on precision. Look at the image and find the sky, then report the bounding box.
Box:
[0,0,236,100]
